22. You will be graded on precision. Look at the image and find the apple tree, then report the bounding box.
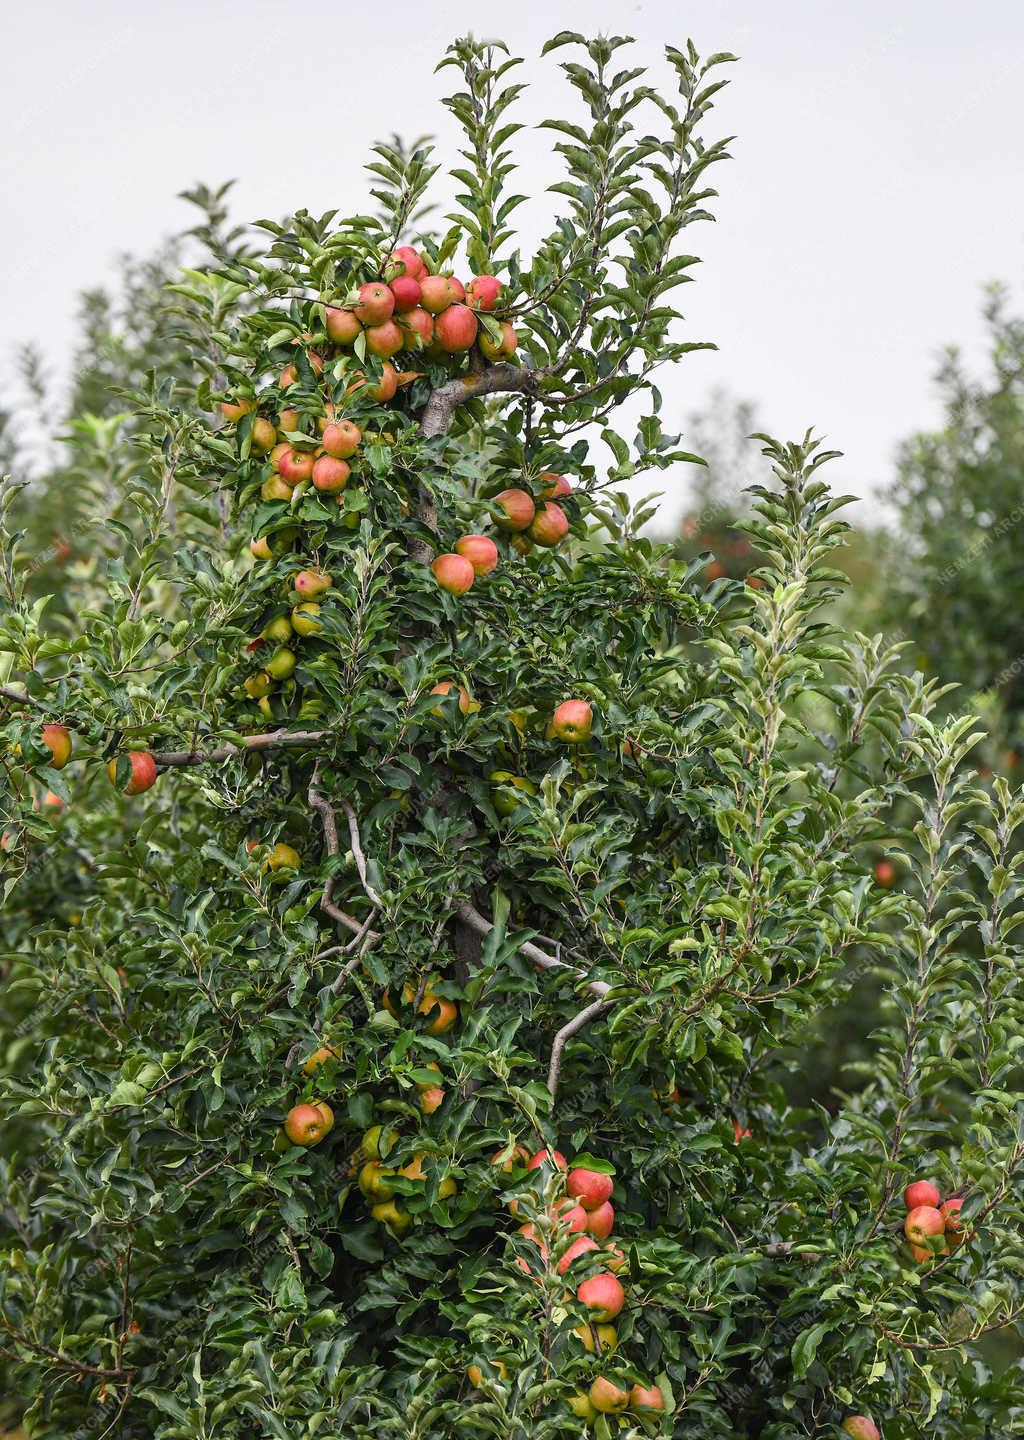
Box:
[2,33,1024,1440]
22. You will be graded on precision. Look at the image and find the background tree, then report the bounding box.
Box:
[2,33,1023,1440]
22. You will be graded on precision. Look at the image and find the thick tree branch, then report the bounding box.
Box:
[418,362,543,438]
[152,729,331,767]
[547,999,614,1097]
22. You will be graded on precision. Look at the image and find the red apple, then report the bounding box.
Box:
[107,751,158,795]
[528,501,569,547]
[448,277,466,302]
[419,275,458,314]
[480,321,518,360]
[567,1168,614,1211]
[389,275,422,312]
[589,1377,629,1414]
[326,306,362,345]
[493,488,535,532]
[347,364,398,404]
[293,569,333,599]
[356,282,395,326]
[431,553,475,595]
[874,858,896,887]
[540,472,572,499]
[283,1101,333,1147]
[552,1200,589,1234]
[557,1234,599,1275]
[455,535,499,576]
[220,397,252,422]
[321,420,361,459]
[841,1420,881,1440]
[365,320,404,358]
[466,275,501,311]
[905,1204,946,1247]
[577,1271,625,1321]
[550,700,593,743]
[277,447,316,485]
[629,1383,664,1415]
[585,1202,614,1240]
[904,1180,941,1211]
[434,304,478,352]
[41,723,72,769]
[399,306,434,349]
[312,456,350,494]
[526,1147,568,1172]
[941,1196,965,1233]
[383,246,426,282]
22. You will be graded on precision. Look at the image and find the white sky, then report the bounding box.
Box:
[2,1,1022,524]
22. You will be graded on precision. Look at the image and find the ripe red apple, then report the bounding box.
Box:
[941,1196,965,1233]
[346,364,399,404]
[383,246,426,282]
[365,320,404,358]
[557,1234,599,1275]
[321,420,361,459]
[552,1199,589,1234]
[540,472,572,499]
[528,501,569,547]
[841,1419,880,1440]
[904,1179,941,1211]
[400,306,434,349]
[389,275,422,312]
[284,1101,333,1147]
[585,1201,614,1240]
[326,306,362,345]
[874,858,896,887]
[479,321,518,360]
[588,1377,629,1414]
[905,1204,946,1247]
[431,553,476,595]
[311,455,350,494]
[294,569,333,599]
[419,1084,445,1115]
[277,447,316,485]
[706,559,725,580]
[434,304,478,352]
[419,275,458,314]
[629,1383,663,1415]
[603,1242,627,1274]
[41,723,72,769]
[455,535,499,576]
[107,751,158,795]
[567,1167,614,1211]
[550,700,593,743]
[466,275,501,311]
[493,488,535,531]
[526,1147,568,1172]
[577,1271,624,1321]
[356,282,395,326]
[448,277,466,301]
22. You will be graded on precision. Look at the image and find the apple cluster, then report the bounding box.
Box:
[492,1147,664,1422]
[902,1177,967,1263]
[431,472,575,598]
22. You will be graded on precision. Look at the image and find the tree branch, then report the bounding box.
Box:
[341,799,385,909]
[547,998,613,1097]
[307,766,381,968]
[455,900,609,998]
[152,728,331,767]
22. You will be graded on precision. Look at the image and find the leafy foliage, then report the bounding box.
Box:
[1,33,1023,1440]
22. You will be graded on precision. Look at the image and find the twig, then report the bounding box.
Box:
[307,767,382,976]
[341,799,385,908]
[547,999,613,1097]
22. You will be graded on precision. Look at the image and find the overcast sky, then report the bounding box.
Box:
[2,0,1022,522]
